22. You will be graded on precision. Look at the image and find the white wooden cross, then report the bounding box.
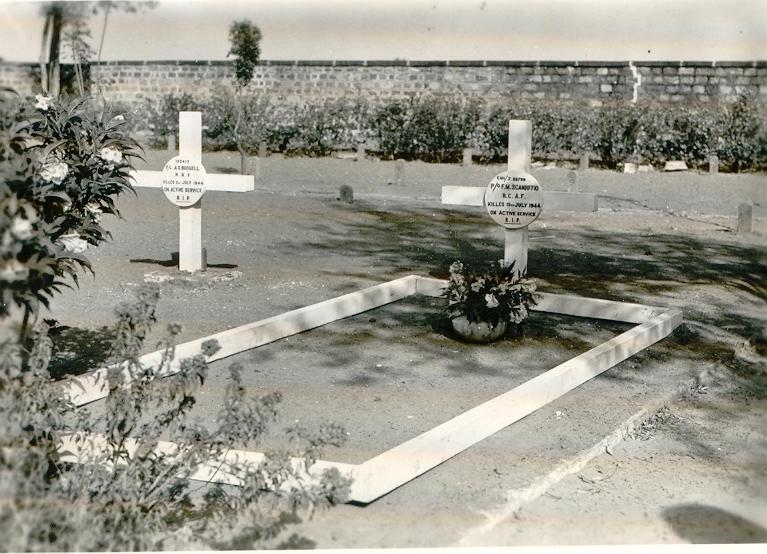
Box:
[130,112,254,272]
[442,120,598,275]
[443,120,538,274]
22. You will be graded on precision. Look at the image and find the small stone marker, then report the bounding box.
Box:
[167,134,176,153]
[566,170,578,192]
[356,144,366,161]
[394,159,405,186]
[737,202,753,234]
[709,155,719,175]
[339,184,354,203]
[131,112,254,272]
[623,162,637,174]
[579,154,589,171]
[664,160,688,172]
[462,148,473,167]
[258,141,268,158]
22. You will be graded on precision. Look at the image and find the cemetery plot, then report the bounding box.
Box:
[65,275,681,504]
[183,295,633,465]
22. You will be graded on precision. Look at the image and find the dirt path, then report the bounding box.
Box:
[44,152,766,547]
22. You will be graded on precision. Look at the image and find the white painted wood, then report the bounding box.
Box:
[533,292,665,324]
[179,111,201,156]
[441,185,484,206]
[58,435,355,488]
[542,191,598,212]
[504,227,528,271]
[179,204,204,272]
[130,112,255,272]
[177,112,205,272]
[67,276,418,406]
[348,307,682,503]
[502,119,533,258]
[508,120,532,173]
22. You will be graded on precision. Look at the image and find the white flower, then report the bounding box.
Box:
[85,203,103,223]
[34,94,52,111]
[470,277,485,292]
[59,234,88,253]
[485,293,499,309]
[10,218,33,240]
[99,146,123,164]
[0,259,29,282]
[40,162,69,184]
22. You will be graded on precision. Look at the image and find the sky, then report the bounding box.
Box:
[0,0,765,63]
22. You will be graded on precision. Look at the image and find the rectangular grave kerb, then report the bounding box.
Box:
[63,276,681,504]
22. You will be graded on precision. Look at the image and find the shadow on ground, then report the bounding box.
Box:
[663,504,767,543]
[47,325,116,379]
[287,204,766,390]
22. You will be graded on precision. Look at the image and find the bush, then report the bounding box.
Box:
[146,92,202,149]
[285,97,371,157]
[144,90,766,171]
[0,285,350,551]
[0,90,138,331]
[716,94,766,172]
[203,86,272,153]
[374,95,482,162]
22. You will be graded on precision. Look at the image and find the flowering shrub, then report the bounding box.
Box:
[445,260,539,327]
[0,284,350,551]
[0,90,139,330]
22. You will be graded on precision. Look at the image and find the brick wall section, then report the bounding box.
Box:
[0,63,39,94]
[2,60,765,106]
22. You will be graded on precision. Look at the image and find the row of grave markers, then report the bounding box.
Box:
[132,114,599,274]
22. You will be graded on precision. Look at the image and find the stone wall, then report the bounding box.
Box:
[2,59,765,107]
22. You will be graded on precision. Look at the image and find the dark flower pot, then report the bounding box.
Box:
[450,316,508,343]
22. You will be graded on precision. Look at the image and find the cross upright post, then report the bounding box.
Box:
[130,112,255,273]
[178,112,204,272]
[442,120,541,276]
[505,120,532,272]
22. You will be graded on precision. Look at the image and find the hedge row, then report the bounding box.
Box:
[121,88,767,171]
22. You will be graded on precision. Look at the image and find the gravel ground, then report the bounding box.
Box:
[42,151,766,548]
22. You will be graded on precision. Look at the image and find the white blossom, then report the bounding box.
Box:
[485,293,499,309]
[0,259,29,282]
[99,146,123,165]
[85,203,103,223]
[59,234,88,253]
[40,162,69,184]
[10,218,33,240]
[34,94,52,111]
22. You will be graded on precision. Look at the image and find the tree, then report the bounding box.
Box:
[38,3,64,96]
[227,20,262,174]
[38,1,157,97]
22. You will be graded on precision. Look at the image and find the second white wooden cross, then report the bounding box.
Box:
[442,120,541,274]
[130,112,255,272]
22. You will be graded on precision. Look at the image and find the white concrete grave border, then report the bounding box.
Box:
[64,275,682,504]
